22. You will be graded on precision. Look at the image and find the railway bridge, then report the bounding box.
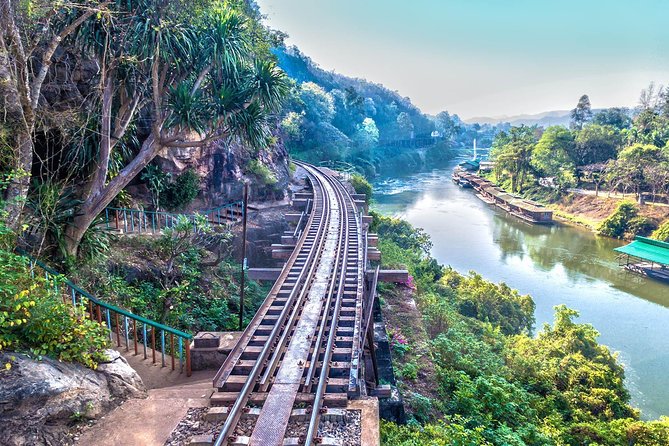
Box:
[207,162,402,446]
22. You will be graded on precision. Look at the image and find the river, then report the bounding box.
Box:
[371,159,669,420]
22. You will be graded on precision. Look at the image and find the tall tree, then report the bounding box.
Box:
[491,126,537,193]
[531,126,576,190]
[0,0,108,230]
[570,94,593,130]
[63,1,288,256]
[573,124,621,165]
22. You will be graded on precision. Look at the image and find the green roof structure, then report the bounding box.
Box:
[614,236,669,266]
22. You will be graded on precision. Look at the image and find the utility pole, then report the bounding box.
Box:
[239,183,249,331]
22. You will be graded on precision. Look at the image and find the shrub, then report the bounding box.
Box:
[400,361,419,380]
[652,220,669,241]
[0,248,109,369]
[161,169,200,211]
[627,215,656,237]
[349,173,372,201]
[597,201,638,238]
[247,159,278,186]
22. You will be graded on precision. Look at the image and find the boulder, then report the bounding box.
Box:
[0,350,146,446]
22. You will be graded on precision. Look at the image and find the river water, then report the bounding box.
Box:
[371,159,669,420]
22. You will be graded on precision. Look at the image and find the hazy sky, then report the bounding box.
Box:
[255,0,669,119]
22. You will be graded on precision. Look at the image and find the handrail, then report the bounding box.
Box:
[102,200,244,235]
[20,251,192,376]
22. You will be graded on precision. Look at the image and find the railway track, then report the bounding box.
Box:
[211,162,365,446]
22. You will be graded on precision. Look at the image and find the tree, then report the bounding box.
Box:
[531,126,576,190]
[396,112,414,138]
[354,117,379,149]
[593,108,632,130]
[62,1,288,257]
[571,94,593,130]
[573,124,621,165]
[299,82,335,122]
[0,1,109,230]
[435,111,460,141]
[491,126,537,193]
[617,144,664,202]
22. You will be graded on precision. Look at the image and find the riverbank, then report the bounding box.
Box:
[545,192,669,236]
[372,164,669,420]
[373,210,669,445]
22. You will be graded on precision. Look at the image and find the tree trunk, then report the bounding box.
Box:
[64,133,159,257]
[4,130,34,230]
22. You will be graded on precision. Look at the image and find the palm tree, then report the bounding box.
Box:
[64,0,289,256]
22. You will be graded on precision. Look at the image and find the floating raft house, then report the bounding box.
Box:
[614,236,669,282]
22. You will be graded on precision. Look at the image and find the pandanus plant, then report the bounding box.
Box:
[64,0,289,257]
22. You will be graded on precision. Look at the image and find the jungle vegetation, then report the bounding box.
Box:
[373,212,669,445]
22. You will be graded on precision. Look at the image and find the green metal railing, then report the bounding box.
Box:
[103,201,244,235]
[25,254,193,376]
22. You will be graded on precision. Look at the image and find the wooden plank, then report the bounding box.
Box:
[366,269,409,283]
[248,268,283,281]
[367,248,381,261]
[272,249,293,260]
[285,213,303,223]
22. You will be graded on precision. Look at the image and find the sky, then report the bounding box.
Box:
[255,0,669,119]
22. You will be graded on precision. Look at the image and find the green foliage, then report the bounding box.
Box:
[381,418,492,446]
[373,212,663,445]
[597,201,639,238]
[651,219,669,241]
[247,159,278,186]
[440,269,535,335]
[349,173,372,201]
[0,247,109,369]
[531,126,576,190]
[161,170,200,211]
[142,165,171,210]
[491,125,538,193]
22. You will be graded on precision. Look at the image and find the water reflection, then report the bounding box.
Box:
[372,162,669,420]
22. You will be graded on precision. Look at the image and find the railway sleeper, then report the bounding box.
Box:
[210,391,348,408]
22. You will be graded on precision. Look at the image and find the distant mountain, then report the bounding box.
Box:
[464,110,601,128]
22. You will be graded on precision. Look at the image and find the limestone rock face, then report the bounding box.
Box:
[0,350,146,446]
[152,137,291,209]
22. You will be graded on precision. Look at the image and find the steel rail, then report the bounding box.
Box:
[304,164,357,446]
[303,170,353,393]
[213,167,331,446]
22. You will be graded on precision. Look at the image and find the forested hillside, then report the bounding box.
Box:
[274,46,499,175]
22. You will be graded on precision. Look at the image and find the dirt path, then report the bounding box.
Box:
[75,349,215,446]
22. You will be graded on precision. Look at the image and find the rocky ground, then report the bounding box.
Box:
[164,406,362,445]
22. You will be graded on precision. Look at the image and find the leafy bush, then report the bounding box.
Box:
[0,249,109,368]
[247,159,278,186]
[399,361,419,380]
[349,173,372,201]
[652,219,669,241]
[627,215,656,237]
[161,169,200,211]
[439,269,535,335]
[381,418,492,446]
[597,201,638,238]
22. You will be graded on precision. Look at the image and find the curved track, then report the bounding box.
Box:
[212,162,365,446]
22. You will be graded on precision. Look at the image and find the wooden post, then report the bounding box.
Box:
[239,183,249,331]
